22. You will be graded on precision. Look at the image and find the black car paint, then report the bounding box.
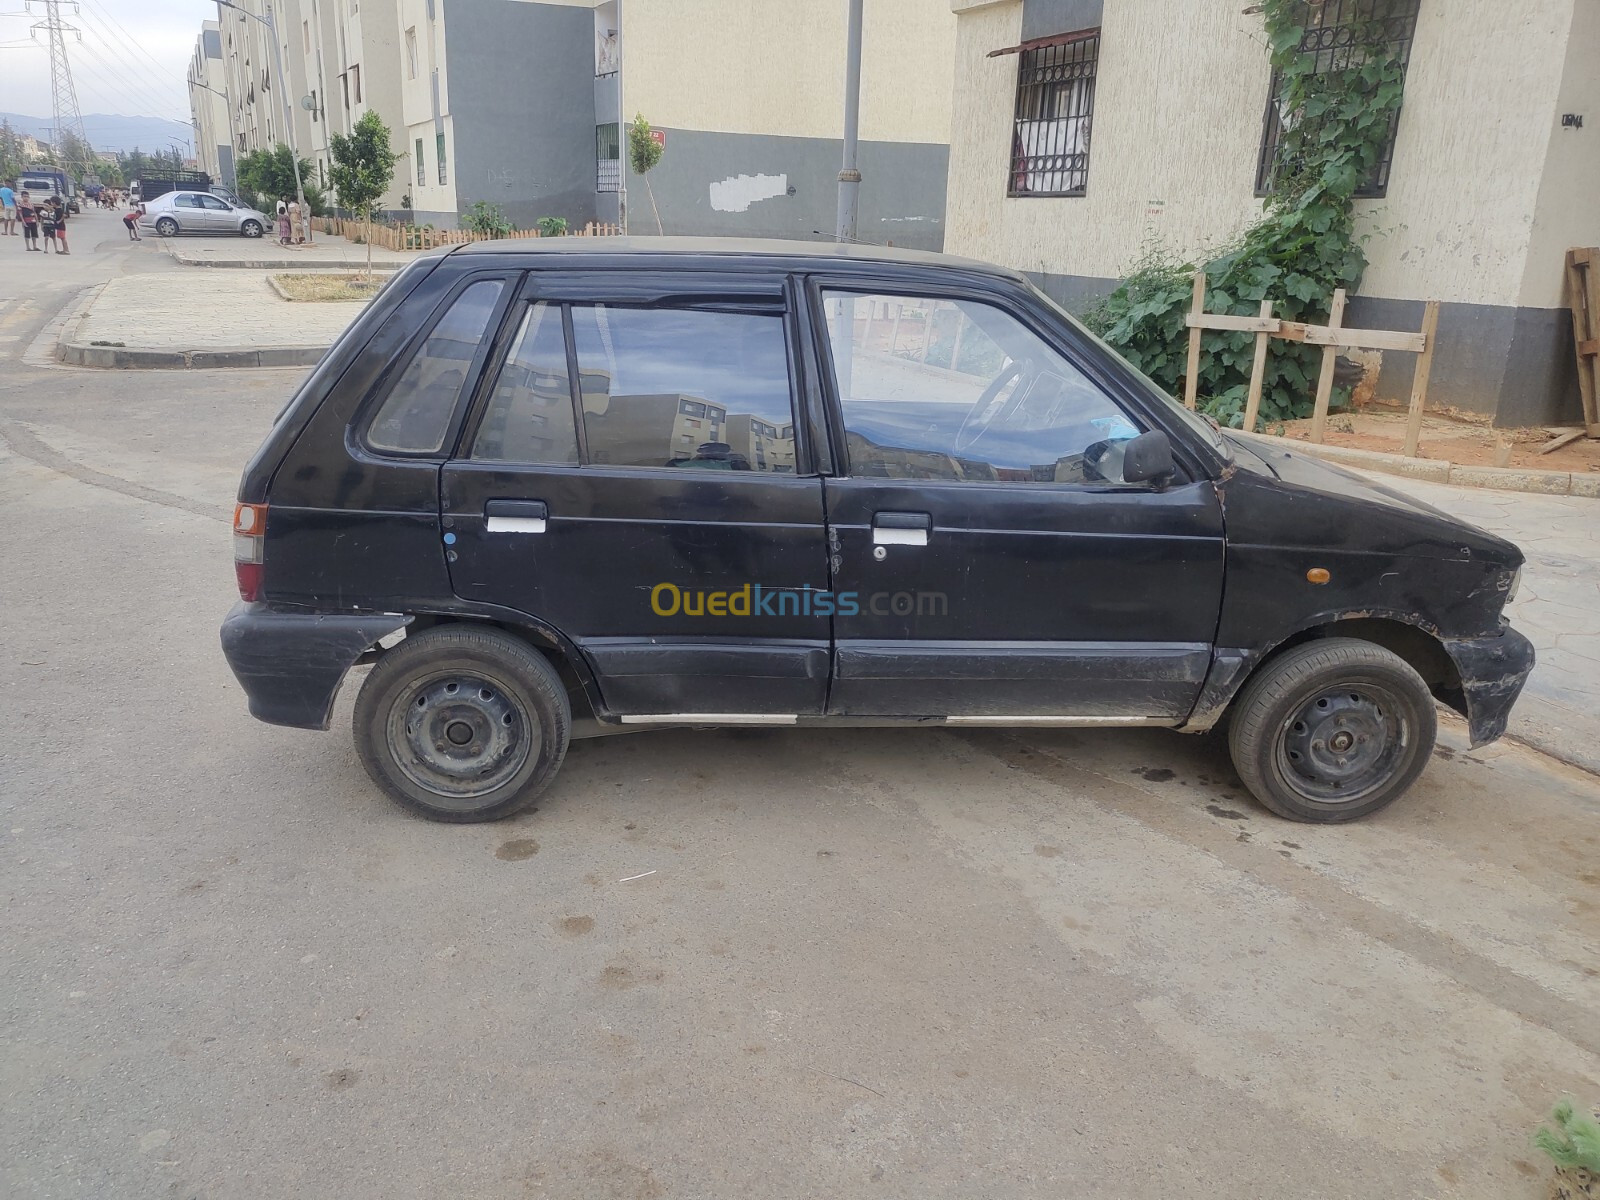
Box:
[221,238,1533,750]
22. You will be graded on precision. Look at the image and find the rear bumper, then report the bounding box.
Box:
[220,602,410,730]
[1441,626,1536,748]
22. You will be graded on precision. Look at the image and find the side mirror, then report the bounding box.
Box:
[1119,429,1176,484]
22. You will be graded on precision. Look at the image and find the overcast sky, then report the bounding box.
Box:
[0,0,208,122]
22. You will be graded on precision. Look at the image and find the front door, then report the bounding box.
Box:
[441,272,831,718]
[815,285,1225,721]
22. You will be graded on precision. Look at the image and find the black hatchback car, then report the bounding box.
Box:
[221,238,1534,824]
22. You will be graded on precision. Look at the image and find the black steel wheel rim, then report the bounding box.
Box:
[1275,682,1410,805]
[386,669,537,803]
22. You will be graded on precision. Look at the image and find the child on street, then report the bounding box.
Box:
[18,192,39,250]
[123,202,144,240]
[49,198,69,254]
[39,199,58,252]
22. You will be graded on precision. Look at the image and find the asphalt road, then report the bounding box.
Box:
[3,217,1599,1200]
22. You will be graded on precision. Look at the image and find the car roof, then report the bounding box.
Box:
[446,235,1030,283]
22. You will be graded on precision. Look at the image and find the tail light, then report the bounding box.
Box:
[233,503,267,601]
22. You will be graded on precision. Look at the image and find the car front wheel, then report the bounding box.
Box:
[240,219,263,238]
[1227,638,1436,823]
[353,625,570,823]
[155,217,179,237]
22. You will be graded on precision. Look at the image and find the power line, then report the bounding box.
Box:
[70,5,189,118]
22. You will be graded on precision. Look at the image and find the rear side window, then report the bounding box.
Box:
[367,279,504,454]
[570,304,795,472]
[471,302,579,464]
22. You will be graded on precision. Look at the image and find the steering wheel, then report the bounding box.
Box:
[953,359,1030,455]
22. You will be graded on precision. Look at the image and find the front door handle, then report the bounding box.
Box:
[485,499,548,534]
[872,511,930,547]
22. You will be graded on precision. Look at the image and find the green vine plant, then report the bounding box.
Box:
[1084,0,1409,426]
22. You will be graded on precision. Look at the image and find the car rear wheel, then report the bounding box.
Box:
[1227,638,1436,823]
[353,625,570,823]
[241,219,263,238]
[155,216,179,237]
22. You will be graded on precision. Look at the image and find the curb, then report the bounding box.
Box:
[58,342,327,369]
[165,240,403,272]
[1236,430,1600,498]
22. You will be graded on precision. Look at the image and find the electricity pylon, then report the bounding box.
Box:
[29,0,94,182]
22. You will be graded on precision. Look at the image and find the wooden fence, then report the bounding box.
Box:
[310,217,622,251]
[1182,271,1439,456]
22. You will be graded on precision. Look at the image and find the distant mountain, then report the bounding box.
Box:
[0,112,193,155]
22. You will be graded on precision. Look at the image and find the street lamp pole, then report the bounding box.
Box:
[835,0,864,243]
[216,0,307,236]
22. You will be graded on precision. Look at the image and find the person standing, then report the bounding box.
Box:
[287,195,301,245]
[0,180,16,236]
[276,196,291,245]
[38,198,58,253]
[50,197,69,255]
[18,192,39,250]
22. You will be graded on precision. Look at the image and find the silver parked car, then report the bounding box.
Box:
[141,190,269,238]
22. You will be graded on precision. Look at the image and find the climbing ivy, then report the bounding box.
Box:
[1084,0,1410,426]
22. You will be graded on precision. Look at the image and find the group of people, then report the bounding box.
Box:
[274,195,310,246]
[0,182,71,254]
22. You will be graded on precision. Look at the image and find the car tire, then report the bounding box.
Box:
[155,217,179,237]
[241,219,263,238]
[353,625,570,823]
[1227,638,1436,824]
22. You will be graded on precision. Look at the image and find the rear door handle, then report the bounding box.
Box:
[485,499,548,534]
[872,511,930,547]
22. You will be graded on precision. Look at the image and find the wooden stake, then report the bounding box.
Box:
[1183,270,1205,410]
[1309,288,1347,444]
[1402,301,1441,458]
[1241,298,1274,433]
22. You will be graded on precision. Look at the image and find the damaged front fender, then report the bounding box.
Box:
[220,602,412,730]
[1440,627,1536,748]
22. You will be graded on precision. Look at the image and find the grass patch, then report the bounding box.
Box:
[271,273,385,302]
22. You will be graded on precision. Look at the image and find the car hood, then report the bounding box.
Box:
[1221,432,1522,566]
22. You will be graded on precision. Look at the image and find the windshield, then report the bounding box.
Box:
[1027,280,1233,461]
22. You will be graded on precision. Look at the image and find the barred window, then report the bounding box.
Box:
[596,123,621,192]
[1255,0,1420,198]
[1007,33,1099,198]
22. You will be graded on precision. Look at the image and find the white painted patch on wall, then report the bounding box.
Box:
[709,173,788,213]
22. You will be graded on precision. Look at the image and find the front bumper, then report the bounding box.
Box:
[1440,626,1536,748]
[220,602,411,730]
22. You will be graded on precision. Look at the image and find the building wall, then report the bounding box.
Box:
[444,0,599,230]
[615,0,956,248]
[188,22,233,189]
[944,0,1599,426]
[397,0,453,223]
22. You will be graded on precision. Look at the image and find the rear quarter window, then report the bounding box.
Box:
[366,279,505,454]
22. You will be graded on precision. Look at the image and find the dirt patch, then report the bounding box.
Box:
[270,273,384,302]
[1274,405,1600,472]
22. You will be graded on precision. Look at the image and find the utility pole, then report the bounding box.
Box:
[835,0,864,243]
[30,0,93,185]
[616,0,628,234]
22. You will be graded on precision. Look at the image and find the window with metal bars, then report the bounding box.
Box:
[595,123,621,192]
[1255,0,1419,198]
[1007,33,1099,198]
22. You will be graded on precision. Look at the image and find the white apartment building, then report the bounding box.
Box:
[187,21,235,189]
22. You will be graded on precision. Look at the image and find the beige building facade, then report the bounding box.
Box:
[944,0,1600,426]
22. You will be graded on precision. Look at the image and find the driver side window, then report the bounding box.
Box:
[821,290,1141,484]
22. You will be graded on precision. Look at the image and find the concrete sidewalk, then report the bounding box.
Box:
[162,236,414,271]
[61,272,369,368]
[1358,472,1600,775]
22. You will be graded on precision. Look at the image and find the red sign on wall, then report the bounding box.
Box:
[648,128,666,148]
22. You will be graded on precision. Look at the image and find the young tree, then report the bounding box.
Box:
[329,111,398,278]
[628,113,664,235]
[0,121,26,183]
[235,143,323,214]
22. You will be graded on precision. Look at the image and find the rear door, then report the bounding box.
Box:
[441,270,831,718]
[813,281,1226,722]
